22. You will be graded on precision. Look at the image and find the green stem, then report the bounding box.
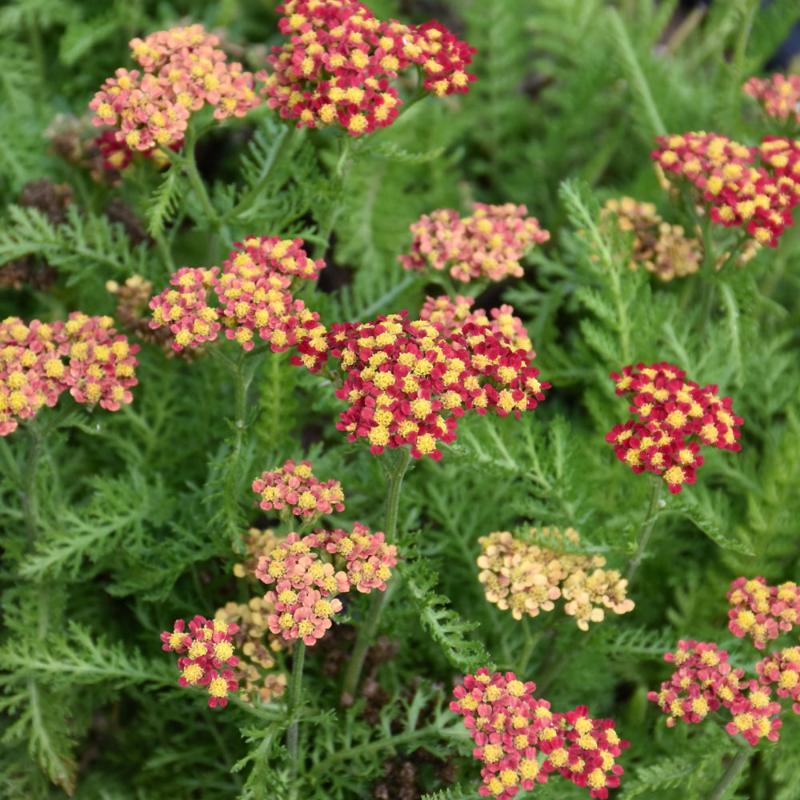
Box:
[286,642,306,787]
[626,478,663,583]
[340,448,411,704]
[708,748,750,800]
[22,423,43,543]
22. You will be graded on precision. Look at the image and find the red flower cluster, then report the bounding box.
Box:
[758,646,800,715]
[252,459,345,520]
[302,310,547,460]
[420,295,533,353]
[400,204,550,283]
[727,576,800,650]
[160,615,240,708]
[744,73,800,124]
[451,669,628,799]
[254,526,397,645]
[1,313,139,436]
[262,0,475,136]
[652,132,800,247]
[90,24,258,152]
[649,640,782,746]
[149,237,328,357]
[605,362,742,493]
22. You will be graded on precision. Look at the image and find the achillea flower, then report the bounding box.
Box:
[651,132,800,248]
[215,599,288,703]
[252,459,345,520]
[727,576,800,650]
[254,526,395,646]
[724,680,782,745]
[261,0,475,136]
[477,529,634,630]
[233,527,283,580]
[306,310,547,460]
[757,646,800,714]
[400,204,549,282]
[451,669,628,799]
[606,362,743,493]
[600,197,701,281]
[161,614,240,708]
[149,238,328,359]
[0,314,139,436]
[744,73,800,124]
[90,24,259,153]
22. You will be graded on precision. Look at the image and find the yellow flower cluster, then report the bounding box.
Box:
[477,528,634,630]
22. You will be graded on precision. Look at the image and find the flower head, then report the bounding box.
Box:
[744,73,800,124]
[252,459,345,520]
[727,576,800,650]
[261,0,475,136]
[401,203,549,282]
[606,362,742,493]
[477,529,633,629]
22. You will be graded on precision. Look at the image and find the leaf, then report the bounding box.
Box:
[147,167,182,238]
[674,492,754,555]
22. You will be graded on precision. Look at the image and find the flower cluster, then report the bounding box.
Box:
[400,204,550,283]
[90,24,258,153]
[254,526,397,645]
[744,73,800,124]
[420,295,533,353]
[605,362,743,494]
[727,577,800,650]
[160,615,240,708]
[651,577,800,746]
[651,131,800,248]
[252,459,345,520]
[233,527,283,580]
[1,313,139,436]
[451,669,628,799]
[477,529,634,630]
[648,640,781,745]
[305,310,547,460]
[600,197,701,281]
[215,599,288,703]
[262,0,475,136]
[149,237,327,359]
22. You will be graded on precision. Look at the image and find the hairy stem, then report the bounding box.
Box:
[286,641,306,789]
[708,748,750,800]
[626,478,663,583]
[341,448,411,704]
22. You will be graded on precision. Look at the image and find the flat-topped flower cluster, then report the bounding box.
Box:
[606,362,743,493]
[744,73,800,124]
[452,669,628,799]
[650,577,800,746]
[1,313,139,436]
[263,0,475,135]
[477,528,634,630]
[252,459,345,520]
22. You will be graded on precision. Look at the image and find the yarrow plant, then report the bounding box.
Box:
[451,669,628,799]
[262,0,475,136]
[649,577,800,747]
[252,459,345,521]
[90,24,259,153]
[400,203,550,283]
[160,615,240,708]
[0,313,138,436]
[652,131,800,248]
[477,529,634,630]
[605,362,743,494]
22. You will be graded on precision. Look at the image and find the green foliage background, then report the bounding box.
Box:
[1,0,800,798]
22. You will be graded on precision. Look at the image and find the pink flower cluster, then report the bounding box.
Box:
[149,237,327,358]
[252,459,345,520]
[648,640,781,746]
[744,73,800,124]
[160,615,240,708]
[652,132,800,248]
[303,310,547,460]
[451,669,628,799]
[262,0,475,136]
[1,313,139,436]
[605,362,743,493]
[400,204,550,283]
[758,647,800,715]
[420,295,533,353]
[254,526,397,646]
[727,576,800,650]
[90,24,258,152]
